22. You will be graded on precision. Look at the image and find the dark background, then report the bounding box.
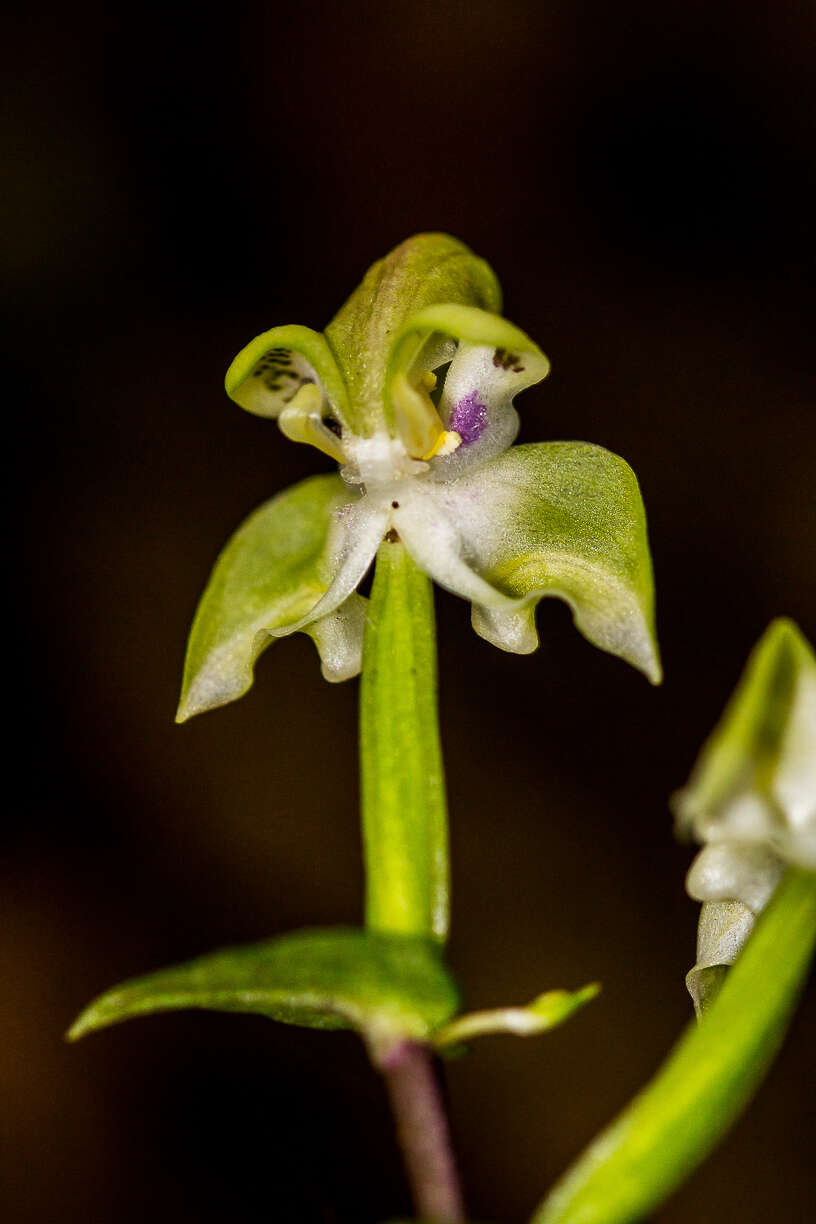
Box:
[4,1,815,1221]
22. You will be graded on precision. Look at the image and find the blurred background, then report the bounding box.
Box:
[4,1,815,1220]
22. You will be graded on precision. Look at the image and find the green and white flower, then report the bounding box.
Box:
[674,618,816,1012]
[177,234,660,722]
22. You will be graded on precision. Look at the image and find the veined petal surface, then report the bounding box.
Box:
[225,323,350,426]
[423,442,661,682]
[177,474,360,722]
[325,234,501,435]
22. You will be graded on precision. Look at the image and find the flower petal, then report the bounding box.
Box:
[304,595,368,683]
[686,841,783,913]
[684,841,784,1015]
[387,303,551,477]
[673,618,816,869]
[267,497,390,639]
[325,234,501,436]
[392,486,520,612]
[676,621,816,1013]
[417,442,661,682]
[225,323,350,427]
[176,475,361,721]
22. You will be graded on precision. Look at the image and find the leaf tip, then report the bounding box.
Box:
[622,633,661,685]
[174,686,208,722]
[577,981,602,1004]
[174,666,254,724]
[529,981,601,1024]
[764,615,814,666]
[647,656,663,686]
[637,620,662,685]
[65,1006,99,1042]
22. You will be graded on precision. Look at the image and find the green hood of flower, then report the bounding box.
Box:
[324,233,502,436]
[180,234,661,722]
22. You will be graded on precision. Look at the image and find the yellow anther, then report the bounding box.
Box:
[421,370,438,391]
[422,430,462,461]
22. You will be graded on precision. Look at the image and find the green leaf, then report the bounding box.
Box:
[177,473,362,721]
[68,927,459,1054]
[441,442,661,683]
[360,541,449,942]
[432,985,599,1050]
[532,868,816,1224]
[325,233,502,436]
[674,617,816,869]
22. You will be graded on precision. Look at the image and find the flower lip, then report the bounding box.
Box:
[448,390,488,445]
[386,305,551,484]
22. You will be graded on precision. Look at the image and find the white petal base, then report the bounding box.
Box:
[306,594,368,682]
[472,604,539,654]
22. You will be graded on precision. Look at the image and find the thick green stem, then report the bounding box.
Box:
[360,538,462,1221]
[360,539,449,941]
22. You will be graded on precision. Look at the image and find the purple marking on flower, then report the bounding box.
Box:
[448,390,488,445]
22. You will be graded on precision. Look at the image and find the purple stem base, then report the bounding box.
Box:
[380,1041,465,1223]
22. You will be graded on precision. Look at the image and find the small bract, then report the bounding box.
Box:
[177,234,661,722]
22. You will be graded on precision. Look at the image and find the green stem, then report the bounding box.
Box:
[360,539,463,1220]
[360,539,449,941]
[534,867,816,1224]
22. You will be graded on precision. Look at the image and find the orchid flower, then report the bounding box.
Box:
[674,618,816,1012]
[177,234,660,722]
